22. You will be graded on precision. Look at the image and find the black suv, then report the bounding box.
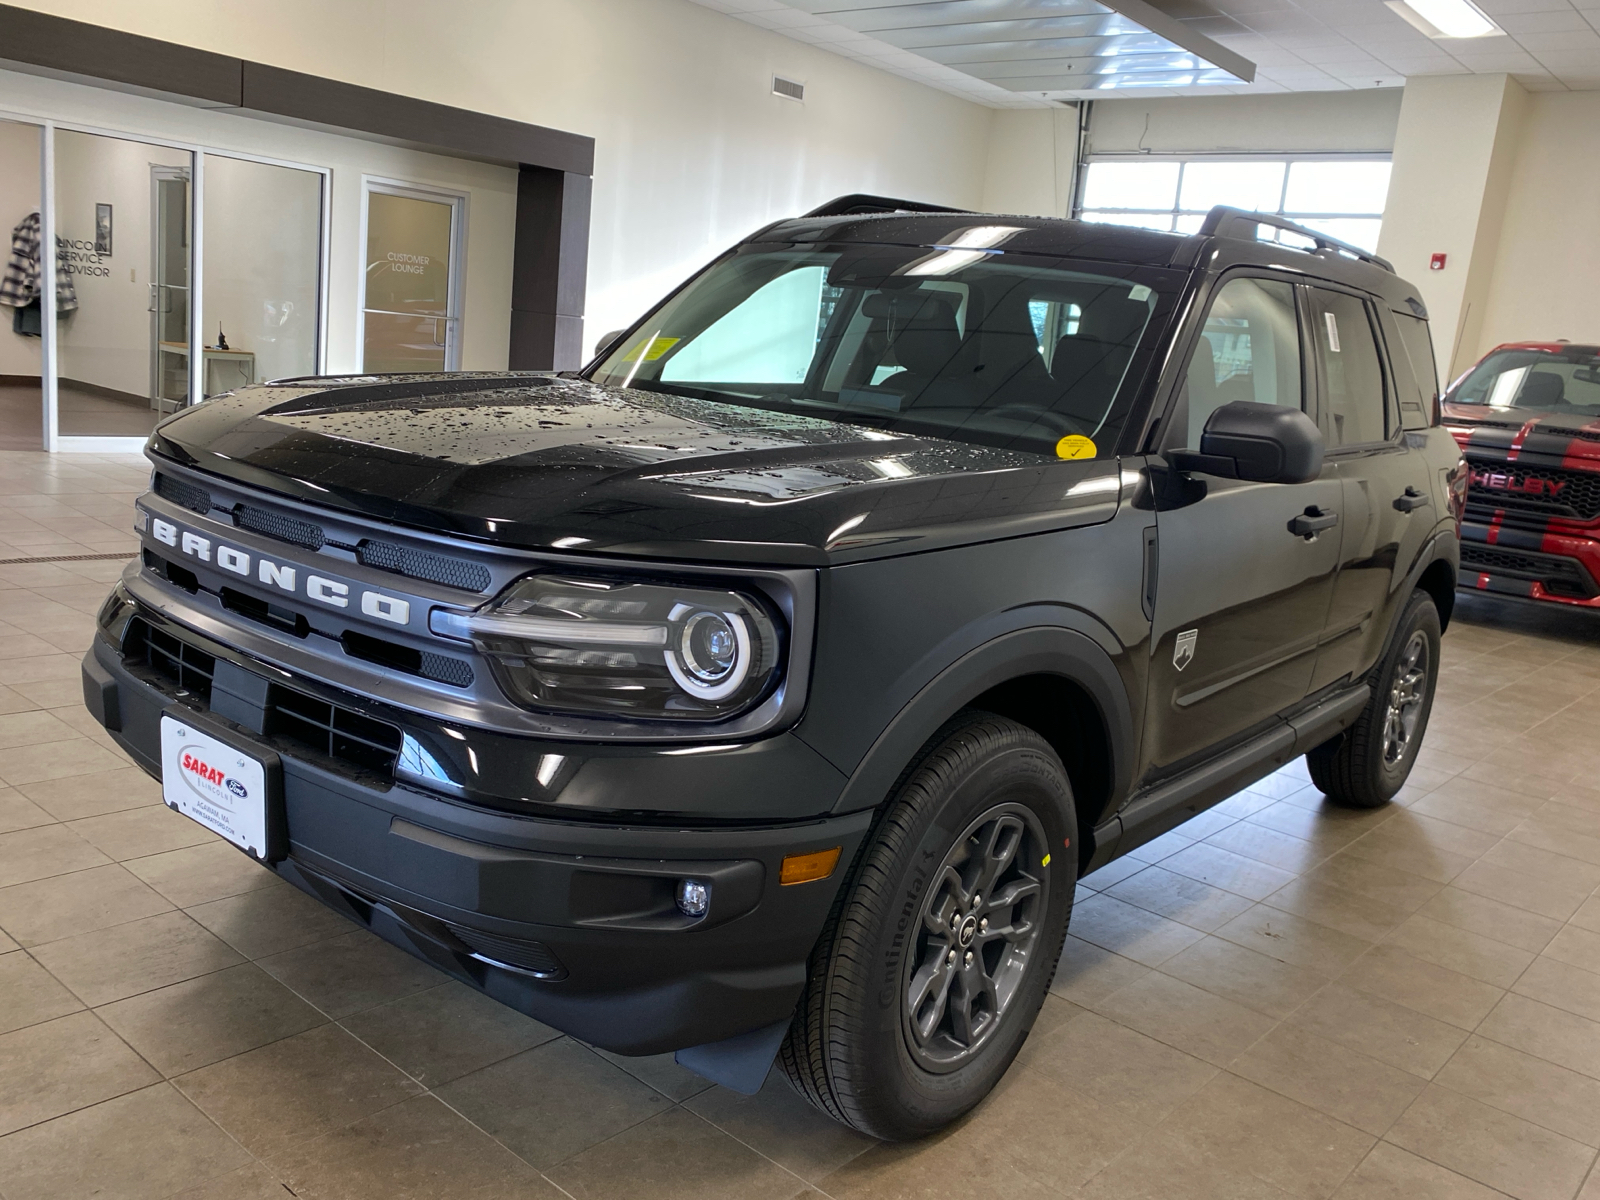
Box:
[83,198,1464,1140]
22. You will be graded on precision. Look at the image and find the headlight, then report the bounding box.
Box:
[434,575,783,720]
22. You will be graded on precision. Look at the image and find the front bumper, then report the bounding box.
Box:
[83,612,870,1056]
[1459,518,1600,609]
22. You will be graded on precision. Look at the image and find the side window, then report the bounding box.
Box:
[660,265,829,384]
[1309,289,1389,447]
[1181,276,1302,448]
[1392,312,1439,429]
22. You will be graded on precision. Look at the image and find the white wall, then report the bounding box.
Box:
[4,0,996,361]
[1474,92,1600,358]
[1378,74,1528,378]
[0,118,42,379]
[981,107,1078,219]
[1088,90,1404,156]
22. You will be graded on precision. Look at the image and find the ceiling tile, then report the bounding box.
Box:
[1496,9,1594,31]
[1514,27,1600,49]
[684,0,1600,104]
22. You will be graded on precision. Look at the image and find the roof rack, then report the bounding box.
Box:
[802,193,973,219]
[1200,205,1393,273]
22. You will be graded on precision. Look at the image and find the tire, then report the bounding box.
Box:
[778,712,1078,1140]
[1307,589,1441,809]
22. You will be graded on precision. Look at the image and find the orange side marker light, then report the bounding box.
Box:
[781,846,842,886]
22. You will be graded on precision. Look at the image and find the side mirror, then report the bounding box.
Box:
[593,329,627,360]
[1170,401,1324,485]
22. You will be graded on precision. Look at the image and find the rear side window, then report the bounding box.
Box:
[1309,288,1389,447]
[1391,312,1438,429]
[1178,276,1302,448]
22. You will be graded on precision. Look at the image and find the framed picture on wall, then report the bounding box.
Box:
[95,203,112,256]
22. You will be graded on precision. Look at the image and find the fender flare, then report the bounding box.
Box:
[828,624,1134,817]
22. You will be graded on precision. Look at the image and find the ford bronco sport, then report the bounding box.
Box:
[83,197,1464,1140]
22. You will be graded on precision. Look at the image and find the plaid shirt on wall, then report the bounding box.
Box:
[0,212,79,312]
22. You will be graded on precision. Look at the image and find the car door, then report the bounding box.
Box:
[1141,273,1344,776]
[1306,287,1436,691]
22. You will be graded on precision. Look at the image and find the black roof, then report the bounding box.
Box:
[755,201,1427,319]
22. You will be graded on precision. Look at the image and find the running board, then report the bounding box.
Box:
[1086,683,1370,872]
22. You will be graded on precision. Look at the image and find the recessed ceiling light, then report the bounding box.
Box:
[1385,0,1502,39]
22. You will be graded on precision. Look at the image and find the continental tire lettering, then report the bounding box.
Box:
[878,846,939,1009]
[259,561,295,591]
[307,576,349,608]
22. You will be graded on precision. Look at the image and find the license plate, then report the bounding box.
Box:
[161,715,272,860]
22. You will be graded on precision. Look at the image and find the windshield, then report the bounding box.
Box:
[1448,347,1600,415]
[588,242,1174,458]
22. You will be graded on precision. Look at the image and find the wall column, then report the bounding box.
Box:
[1378,73,1527,379]
[510,166,591,371]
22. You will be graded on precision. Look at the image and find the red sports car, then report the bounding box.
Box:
[1445,341,1600,607]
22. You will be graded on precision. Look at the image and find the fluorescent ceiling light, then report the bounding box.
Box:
[1385,0,1502,39]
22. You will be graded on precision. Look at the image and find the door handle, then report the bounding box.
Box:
[1289,506,1339,539]
[1393,487,1429,513]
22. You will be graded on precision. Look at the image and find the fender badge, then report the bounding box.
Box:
[1174,629,1198,671]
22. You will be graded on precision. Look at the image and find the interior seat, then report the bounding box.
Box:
[860,291,965,405]
[1519,370,1566,408]
[1047,295,1151,426]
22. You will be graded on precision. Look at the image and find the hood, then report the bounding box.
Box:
[149,373,1122,566]
[1442,402,1600,466]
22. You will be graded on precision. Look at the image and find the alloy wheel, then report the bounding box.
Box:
[902,802,1049,1073]
[1382,630,1430,766]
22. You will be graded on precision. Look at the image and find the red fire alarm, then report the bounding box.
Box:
[1430,252,1447,271]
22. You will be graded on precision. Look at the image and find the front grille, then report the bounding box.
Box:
[126,617,216,699]
[154,472,213,514]
[1468,463,1600,521]
[358,539,492,593]
[265,686,403,777]
[339,629,474,688]
[121,616,402,778]
[445,924,564,976]
[233,503,325,550]
[1460,543,1597,598]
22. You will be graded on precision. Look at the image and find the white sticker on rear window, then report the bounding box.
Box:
[1129,284,1152,302]
[1325,311,1341,352]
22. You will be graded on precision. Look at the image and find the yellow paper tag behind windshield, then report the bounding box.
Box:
[1055,435,1097,460]
[620,335,679,363]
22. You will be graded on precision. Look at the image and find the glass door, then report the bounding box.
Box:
[361,183,461,373]
[201,154,323,395]
[0,118,44,450]
[53,128,192,438]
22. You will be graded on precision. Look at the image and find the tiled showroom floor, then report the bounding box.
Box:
[1,451,1599,1200]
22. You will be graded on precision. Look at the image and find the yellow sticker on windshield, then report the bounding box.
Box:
[619,336,679,363]
[1056,435,1097,460]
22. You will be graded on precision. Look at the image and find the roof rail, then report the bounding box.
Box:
[1200,205,1393,273]
[802,193,973,219]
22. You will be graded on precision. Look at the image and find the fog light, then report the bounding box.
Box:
[676,879,710,917]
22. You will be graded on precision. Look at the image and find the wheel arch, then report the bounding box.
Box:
[1417,555,1456,631]
[829,626,1133,869]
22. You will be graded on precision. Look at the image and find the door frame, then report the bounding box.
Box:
[356,176,468,374]
[0,102,331,452]
[148,162,192,417]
